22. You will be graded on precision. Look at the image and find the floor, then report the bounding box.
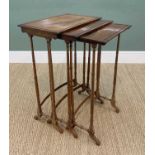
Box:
[9,64,144,155]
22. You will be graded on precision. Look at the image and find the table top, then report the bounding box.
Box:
[80,23,130,45]
[62,20,113,39]
[19,13,131,45]
[19,14,100,34]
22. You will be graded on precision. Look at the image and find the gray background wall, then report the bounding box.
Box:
[9,0,145,51]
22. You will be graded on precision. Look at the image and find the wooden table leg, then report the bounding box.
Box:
[46,38,63,133]
[83,42,86,88]
[78,43,86,94]
[66,41,78,138]
[111,34,120,113]
[86,43,91,93]
[74,41,77,86]
[28,34,43,120]
[95,44,104,104]
[88,43,101,146]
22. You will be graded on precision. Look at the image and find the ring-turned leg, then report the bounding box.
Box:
[46,38,63,133]
[88,43,101,146]
[95,44,104,104]
[66,41,78,138]
[28,34,43,120]
[111,34,120,113]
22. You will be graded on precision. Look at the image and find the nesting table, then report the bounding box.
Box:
[19,14,131,146]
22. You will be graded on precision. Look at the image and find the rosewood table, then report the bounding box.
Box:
[19,13,131,146]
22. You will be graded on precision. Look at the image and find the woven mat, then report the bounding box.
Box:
[9,64,144,155]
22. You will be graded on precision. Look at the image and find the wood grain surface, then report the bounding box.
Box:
[80,24,130,45]
[80,23,130,44]
[19,14,100,34]
[62,20,113,39]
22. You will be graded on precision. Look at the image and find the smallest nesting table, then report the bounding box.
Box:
[19,14,131,146]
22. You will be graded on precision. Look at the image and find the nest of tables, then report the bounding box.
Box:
[19,14,131,146]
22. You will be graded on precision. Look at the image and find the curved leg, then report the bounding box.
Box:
[46,38,63,133]
[111,35,120,113]
[88,43,101,146]
[28,34,43,120]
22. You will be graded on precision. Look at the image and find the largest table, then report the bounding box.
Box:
[19,13,131,146]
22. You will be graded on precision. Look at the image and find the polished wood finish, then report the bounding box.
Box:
[82,43,86,88]
[86,44,91,88]
[29,35,43,120]
[74,41,77,85]
[81,24,130,44]
[46,38,63,133]
[19,13,131,146]
[95,45,104,104]
[62,20,112,39]
[111,34,121,113]
[19,14,100,36]
[65,41,78,138]
[88,44,101,145]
